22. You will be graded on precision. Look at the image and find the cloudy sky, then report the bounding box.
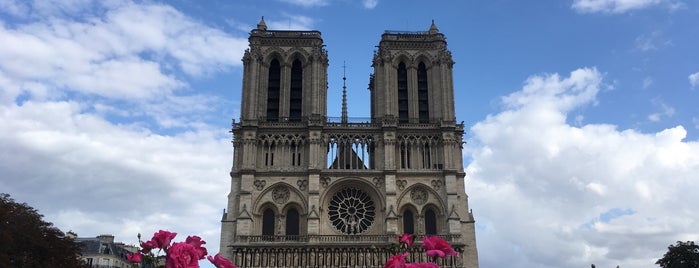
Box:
[1,0,698,267]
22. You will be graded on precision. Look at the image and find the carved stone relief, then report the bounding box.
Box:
[297,179,308,191]
[430,180,442,190]
[372,177,384,187]
[320,177,331,188]
[272,185,290,204]
[410,187,428,205]
[396,180,407,191]
[254,180,266,191]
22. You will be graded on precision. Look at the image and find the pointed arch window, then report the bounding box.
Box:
[289,59,303,122]
[403,210,415,235]
[262,208,275,239]
[285,208,300,239]
[397,62,409,123]
[266,59,281,122]
[424,208,437,235]
[417,62,429,123]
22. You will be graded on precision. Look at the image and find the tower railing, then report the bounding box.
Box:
[228,241,466,268]
[232,116,463,129]
[236,234,461,243]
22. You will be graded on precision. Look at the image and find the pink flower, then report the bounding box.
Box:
[126,252,142,263]
[421,236,458,258]
[207,253,237,268]
[140,240,158,253]
[151,230,178,250]
[398,233,414,247]
[384,252,408,268]
[166,242,200,268]
[406,262,439,268]
[185,235,208,260]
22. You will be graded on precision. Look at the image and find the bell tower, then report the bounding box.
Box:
[220,19,478,268]
[368,20,478,268]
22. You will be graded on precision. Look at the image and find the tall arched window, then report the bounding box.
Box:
[425,209,437,235]
[285,208,300,239]
[262,208,275,239]
[266,59,281,122]
[397,62,409,123]
[403,210,415,234]
[417,62,429,123]
[289,59,303,122]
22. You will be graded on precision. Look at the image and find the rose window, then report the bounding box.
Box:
[328,187,375,234]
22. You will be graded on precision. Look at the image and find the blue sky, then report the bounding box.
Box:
[1,0,698,267]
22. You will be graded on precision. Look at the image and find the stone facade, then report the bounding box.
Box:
[220,18,478,268]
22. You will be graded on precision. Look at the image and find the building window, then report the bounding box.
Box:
[403,210,415,234]
[291,142,301,166]
[425,209,437,235]
[417,62,429,123]
[328,187,375,234]
[400,144,411,169]
[286,208,300,238]
[290,59,303,122]
[267,59,281,121]
[262,208,275,239]
[397,62,409,123]
[263,143,276,167]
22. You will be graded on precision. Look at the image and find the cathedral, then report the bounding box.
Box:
[219,18,479,268]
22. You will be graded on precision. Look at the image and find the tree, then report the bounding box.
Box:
[0,193,88,268]
[656,241,699,268]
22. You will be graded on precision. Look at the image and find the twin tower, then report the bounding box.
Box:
[220,18,479,268]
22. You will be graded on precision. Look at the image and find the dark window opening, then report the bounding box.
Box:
[286,208,300,239]
[267,59,281,122]
[403,210,414,235]
[425,209,437,235]
[417,62,429,123]
[262,208,275,239]
[290,59,303,122]
[397,62,409,123]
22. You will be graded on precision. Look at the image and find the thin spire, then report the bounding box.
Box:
[257,16,267,31]
[341,61,348,124]
[429,19,439,34]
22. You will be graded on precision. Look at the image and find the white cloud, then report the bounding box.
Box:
[647,99,675,122]
[0,1,247,104]
[571,0,682,13]
[266,14,316,30]
[634,31,673,52]
[689,72,699,88]
[278,0,330,8]
[0,1,243,256]
[363,0,378,9]
[0,100,232,252]
[642,77,653,89]
[467,67,699,268]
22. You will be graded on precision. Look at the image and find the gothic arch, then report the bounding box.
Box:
[253,182,308,215]
[399,203,418,235]
[285,48,310,66]
[421,203,444,235]
[396,183,445,216]
[262,47,286,66]
[413,53,435,69]
[256,201,279,236]
[392,52,413,68]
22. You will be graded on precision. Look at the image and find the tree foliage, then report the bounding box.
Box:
[656,241,699,268]
[0,193,88,268]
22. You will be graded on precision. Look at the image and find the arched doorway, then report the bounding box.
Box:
[286,208,300,239]
[403,210,415,234]
[262,208,275,239]
[424,208,437,235]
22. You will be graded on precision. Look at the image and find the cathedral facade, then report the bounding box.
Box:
[220,18,478,268]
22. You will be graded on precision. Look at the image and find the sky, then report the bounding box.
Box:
[0,0,698,267]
